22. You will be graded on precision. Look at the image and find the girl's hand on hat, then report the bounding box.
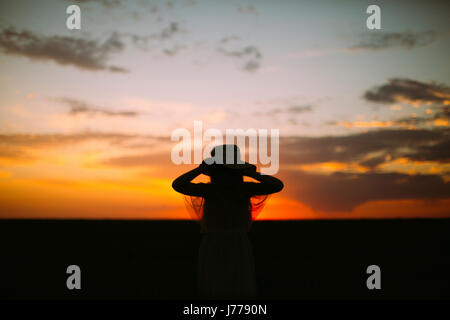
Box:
[242,164,257,177]
[199,160,208,172]
[199,160,214,175]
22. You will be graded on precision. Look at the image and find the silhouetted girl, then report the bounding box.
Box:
[172,144,283,299]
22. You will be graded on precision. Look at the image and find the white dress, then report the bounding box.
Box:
[196,188,257,299]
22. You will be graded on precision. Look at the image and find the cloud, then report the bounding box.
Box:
[326,79,449,130]
[57,97,140,117]
[280,169,449,212]
[102,152,170,167]
[326,120,396,128]
[254,105,313,117]
[162,45,186,56]
[70,0,122,8]
[236,4,258,16]
[349,31,437,51]
[218,37,262,72]
[0,133,133,149]
[286,105,313,114]
[433,106,450,125]
[126,22,182,43]
[363,78,450,105]
[405,132,450,162]
[128,22,184,44]
[0,133,171,163]
[279,128,449,167]
[0,27,127,72]
[220,36,240,44]
[121,22,186,56]
[277,109,449,213]
[327,116,435,129]
[387,106,449,128]
[156,22,181,41]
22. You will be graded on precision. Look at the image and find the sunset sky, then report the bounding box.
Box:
[0,0,449,219]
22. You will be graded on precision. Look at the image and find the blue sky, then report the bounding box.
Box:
[1,0,448,136]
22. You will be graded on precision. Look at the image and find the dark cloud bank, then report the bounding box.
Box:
[218,36,262,72]
[350,31,438,51]
[358,78,450,128]
[278,128,449,212]
[0,27,127,72]
[0,22,186,72]
[57,97,140,117]
[254,105,313,117]
[364,78,450,104]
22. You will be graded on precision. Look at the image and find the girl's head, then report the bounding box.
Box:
[203,144,251,185]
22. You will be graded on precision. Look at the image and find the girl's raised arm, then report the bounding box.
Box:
[172,163,209,197]
[243,168,284,196]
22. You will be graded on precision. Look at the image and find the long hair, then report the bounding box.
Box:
[184,144,270,232]
[184,192,268,232]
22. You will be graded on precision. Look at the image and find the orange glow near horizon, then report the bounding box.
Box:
[0,135,449,220]
[1,166,449,220]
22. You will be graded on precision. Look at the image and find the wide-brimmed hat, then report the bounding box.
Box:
[203,144,254,170]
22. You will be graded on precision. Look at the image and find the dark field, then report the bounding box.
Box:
[1,219,449,299]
